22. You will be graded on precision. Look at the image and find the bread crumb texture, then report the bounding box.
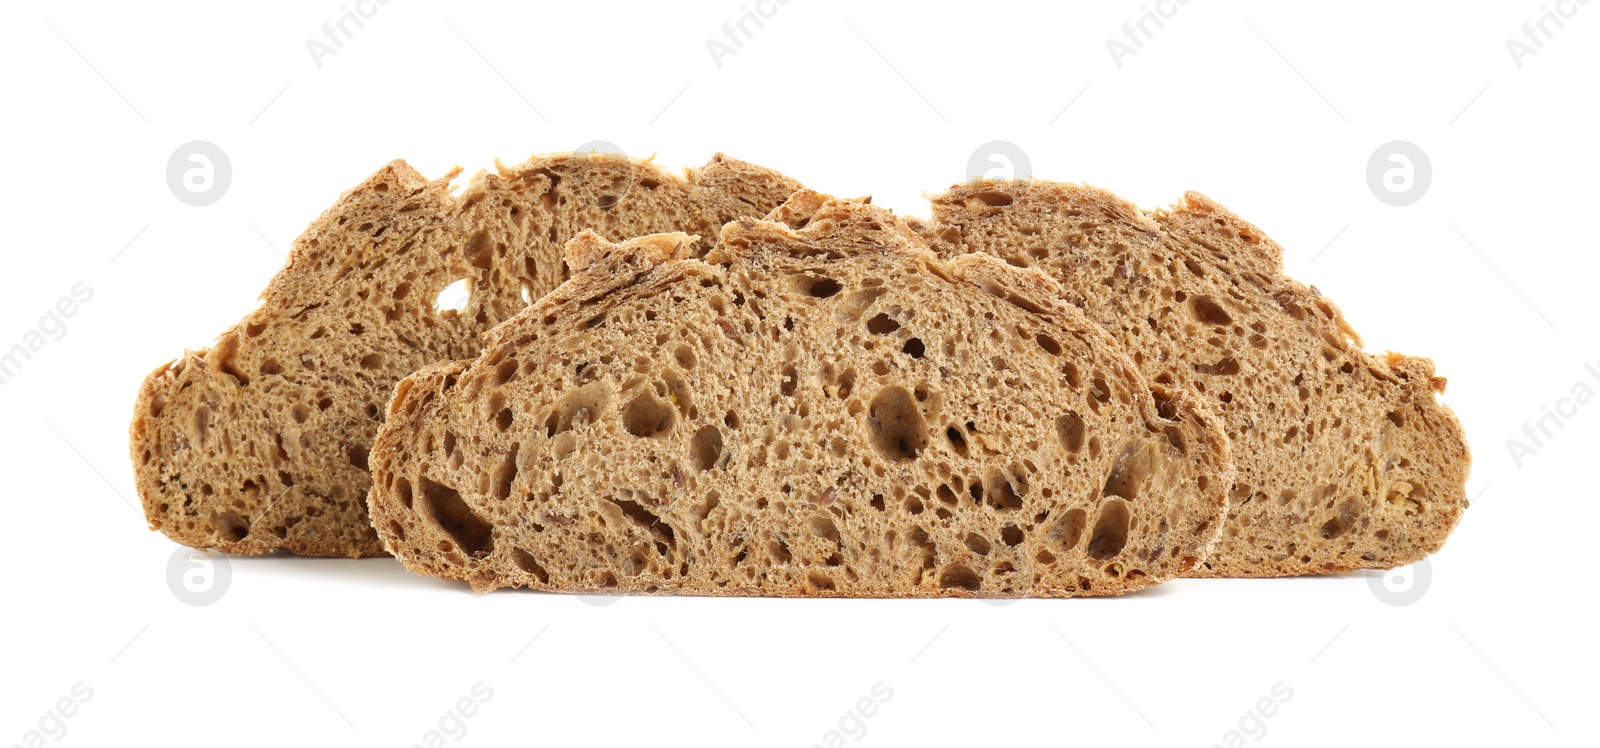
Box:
[129,153,802,557]
[367,194,1232,596]
[914,180,1470,577]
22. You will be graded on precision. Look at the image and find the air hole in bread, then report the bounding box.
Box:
[1001,524,1025,547]
[690,426,723,471]
[360,353,385,370]
[1086,500,1130,560]
[794,274,842,298]
[492,444,519,500]
[1163,427,1188,457]
[1036,334,1062,356]
[866,313,900,334]
[866,387,928,461]
[463,230,495,270]
[1063,361,1082,389]
[1103,443,1156,500]
[1190,295,1232,326]
[841,288,886,321]
[1193,356,1240,376]
[597,195,619,210]
[674,345,697,370]
[435,279,470,315]
[1090,377,1111,406]
[964,533,992,556]
[770,536,793,564]
[493,359,519,385]
[1056,412,1086,454]
[902,338,925,359]
[546,382,611,436]
[945,426,968,456]
[212,512,249,543]
[419,475,493,556]
[611,499,676,554]
[621,390,675,438]
[512,548,549,583]
[939,564,982,591]
[1319,500,1360,539]
[780,365,798,397]
[835,368,858,399]
[966,191,1014,208]
[984,470,1024,510]
[810,517,841,545]
[347,445,370,471]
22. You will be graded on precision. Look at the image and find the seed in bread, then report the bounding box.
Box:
[366,195,1232,596]
[129,152,802,557]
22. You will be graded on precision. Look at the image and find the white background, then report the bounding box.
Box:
[1,1,1595,746]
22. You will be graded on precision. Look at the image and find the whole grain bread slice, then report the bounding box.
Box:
[130,152,802,557]
[366,195,1232,596]
[911,180,1469,576]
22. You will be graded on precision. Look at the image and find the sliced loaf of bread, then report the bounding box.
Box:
[912,181,1469,576]
[130,153,802,557]
[366,195,1232,596]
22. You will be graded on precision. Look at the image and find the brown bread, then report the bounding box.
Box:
[129,152,802,557]
[366,195,1232,596]
[912,180,1469,576]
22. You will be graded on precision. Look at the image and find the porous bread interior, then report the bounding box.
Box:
[367,197,1231,597]
[129,152,802,557]
[912,181,1469,576]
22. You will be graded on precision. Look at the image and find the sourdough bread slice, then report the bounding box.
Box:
[366,196,1232,596]
[913,181,1469,576]
[130,152,802,557]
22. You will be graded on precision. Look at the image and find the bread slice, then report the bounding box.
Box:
[130,152,802,557]
[366,195,1232,596]
[911,181,1469,576]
